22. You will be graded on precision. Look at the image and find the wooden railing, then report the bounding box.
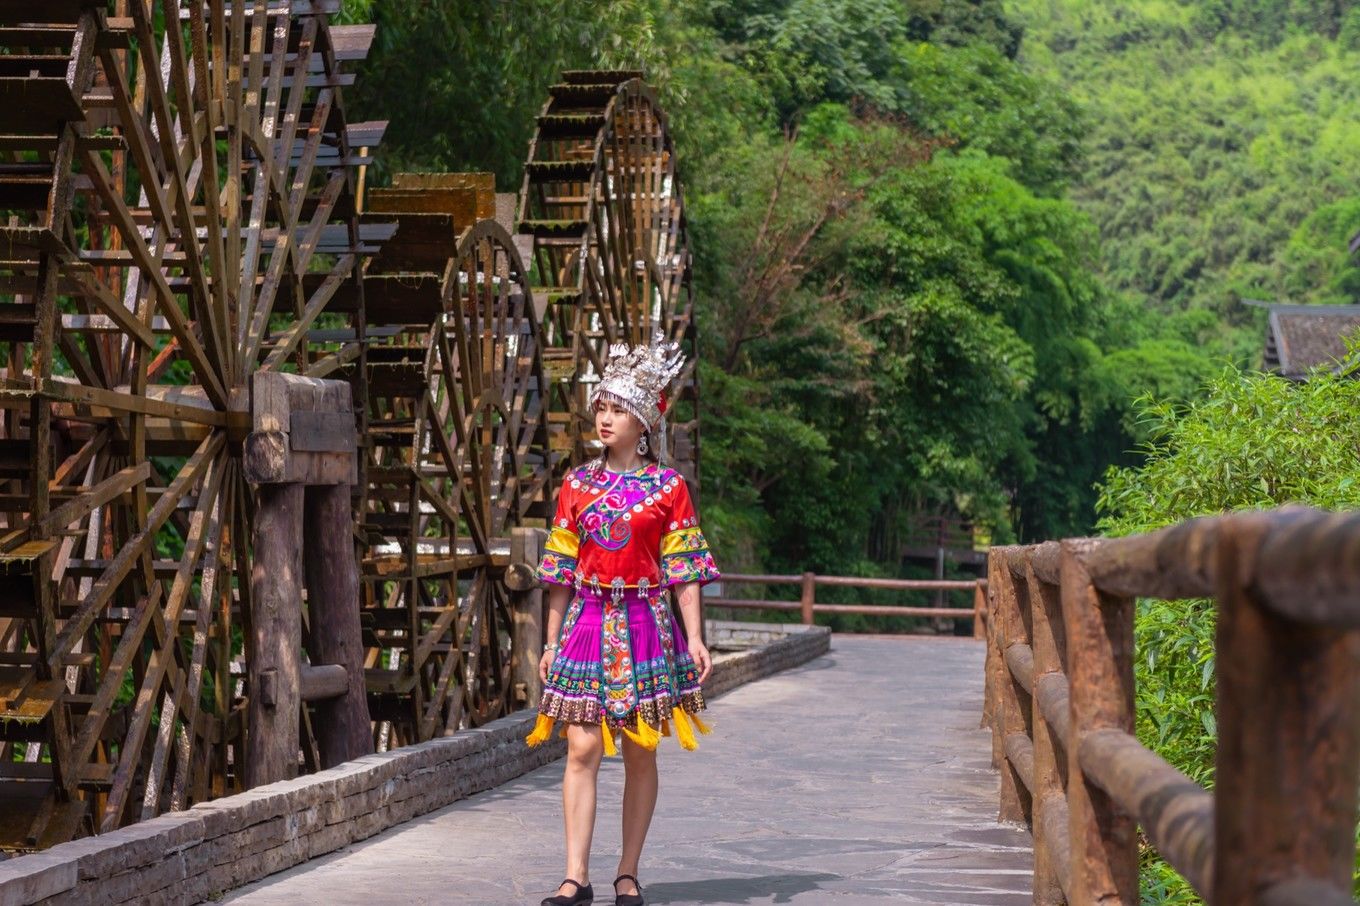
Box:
[709,573,989,636]
[983,507,1360,905]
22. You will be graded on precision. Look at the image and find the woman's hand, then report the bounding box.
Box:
[688,638,712,684]
[539,647,556,683]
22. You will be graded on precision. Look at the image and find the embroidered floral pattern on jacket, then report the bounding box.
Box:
[662,549,721,586]
[536,551,576,586]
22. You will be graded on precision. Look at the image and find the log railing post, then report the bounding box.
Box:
[1026,550,1067,905]
[981,576,997,735]
[303,482,373,768]
[973,578,988,640]
[244,371,370,789]
[993,547,1032,825]
[984,553,1005,764]
[1060,538,1137,904]
[1213,517,1360,903]
[508,526,547,709]
[800,571,815,624]
[247,482,304,789]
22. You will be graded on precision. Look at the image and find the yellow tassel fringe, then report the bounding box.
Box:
[621,714,661,750]
[601,723,618,757]
[533,709,708,754]
[671,706,698,750]
[525,713,555,747]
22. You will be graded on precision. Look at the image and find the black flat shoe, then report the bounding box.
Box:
[613,874,644,906]
[541,878,593,906]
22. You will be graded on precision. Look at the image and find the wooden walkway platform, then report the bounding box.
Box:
[224,636,1032,905]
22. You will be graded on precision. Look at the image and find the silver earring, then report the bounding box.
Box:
[636,434,649,455]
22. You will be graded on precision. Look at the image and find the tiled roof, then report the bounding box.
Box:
[1263,304,1360,379]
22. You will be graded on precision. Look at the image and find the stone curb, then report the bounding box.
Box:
[0,621,830,906]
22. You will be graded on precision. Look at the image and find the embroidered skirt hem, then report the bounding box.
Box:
[539,687,707,729]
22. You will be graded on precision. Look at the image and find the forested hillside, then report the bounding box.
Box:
[1009,0,1360,359]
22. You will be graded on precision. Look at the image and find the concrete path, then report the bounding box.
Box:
[223,636,1032,905]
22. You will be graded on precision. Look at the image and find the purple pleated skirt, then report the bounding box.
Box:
[538,585,707,729]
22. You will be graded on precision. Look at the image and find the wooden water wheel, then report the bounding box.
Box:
[0,2,381,846]
[517,70,700,481]
[360,177,550,747]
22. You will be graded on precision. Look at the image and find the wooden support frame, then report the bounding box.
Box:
[244,372,371,789]
[508,526,547,709]
[990,547,1033,827]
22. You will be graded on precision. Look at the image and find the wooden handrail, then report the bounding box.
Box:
[721,572,977,590]
[709,571,988,635]
[983,506,1360,905]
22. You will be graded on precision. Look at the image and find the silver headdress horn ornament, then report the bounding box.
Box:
[588,330,686,447]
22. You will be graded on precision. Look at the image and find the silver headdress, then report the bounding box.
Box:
[588,330,685,432]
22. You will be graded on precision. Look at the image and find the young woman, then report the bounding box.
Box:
[525,338,720,906]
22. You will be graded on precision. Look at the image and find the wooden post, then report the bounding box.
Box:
[978,577,991,730]
[1213,517,1360,903]
[246,482,304,789]
[1027,554,1067,906]
[509,526,546,709]
[1060,538,1137,905]
[994,547,1032,826]
[934,543,946,611]
[303,483,373,768]
[972,579,987,640]
[800,571,815,625]
[984,552,1005,765]
[244,371,366,789]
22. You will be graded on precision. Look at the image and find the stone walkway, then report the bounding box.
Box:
[223,636,1032,905]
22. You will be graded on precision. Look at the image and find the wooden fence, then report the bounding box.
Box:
[983,507,1360,905]
[708,573,989,636]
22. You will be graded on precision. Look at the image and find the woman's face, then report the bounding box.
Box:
[594,400,645,454]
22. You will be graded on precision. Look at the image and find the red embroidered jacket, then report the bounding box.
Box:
[536,462,720,589]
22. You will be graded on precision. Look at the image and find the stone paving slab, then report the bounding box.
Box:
[223,636,1032,905]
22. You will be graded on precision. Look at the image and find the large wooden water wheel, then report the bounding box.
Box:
[517,70,700,481]
[0,2,381,846]
[360,176,550,747]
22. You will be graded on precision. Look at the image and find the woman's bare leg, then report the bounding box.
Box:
[558,722,604,897]
[615,734,659,897]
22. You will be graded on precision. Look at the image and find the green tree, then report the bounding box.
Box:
[892,41,1084,195]
[347,0,665,184]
